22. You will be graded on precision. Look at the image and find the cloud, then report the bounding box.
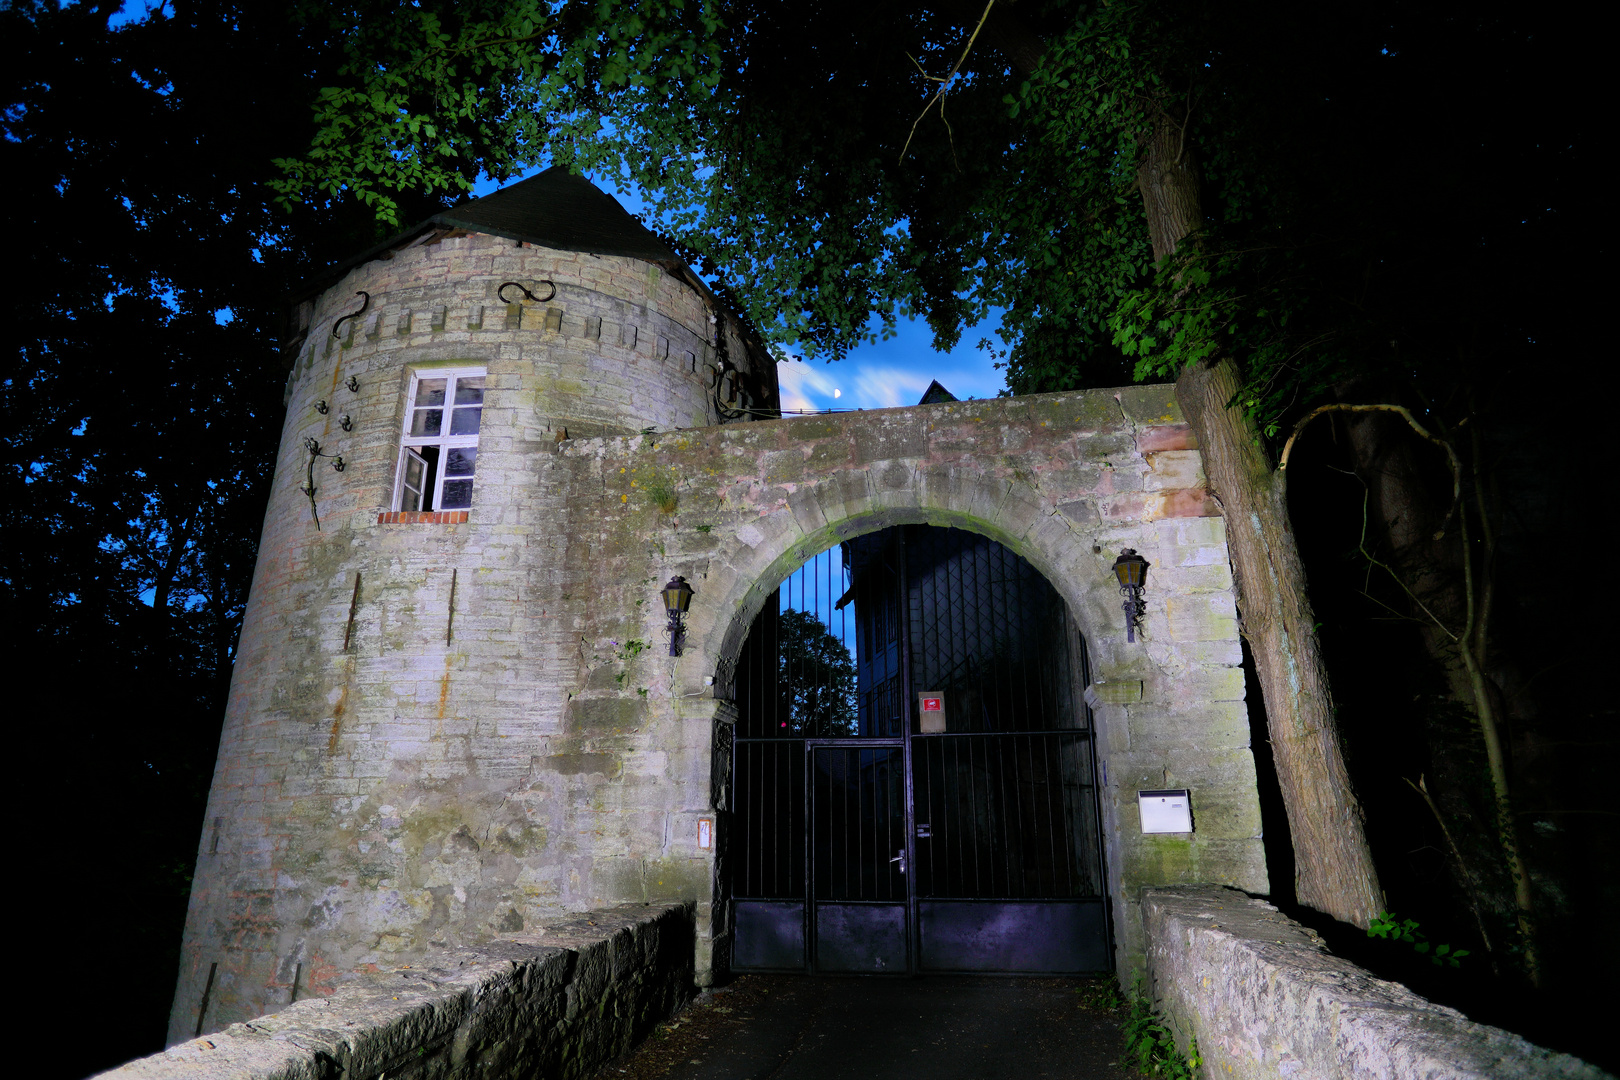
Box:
[776,360,843,413]
[847,367,934,409]
[774,309,1010,413]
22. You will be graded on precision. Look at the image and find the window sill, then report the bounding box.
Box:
[377,511,470,525]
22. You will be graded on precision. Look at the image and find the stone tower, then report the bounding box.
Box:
[168,168,779,1042]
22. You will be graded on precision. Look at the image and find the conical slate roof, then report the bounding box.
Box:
[425,166,678,262]
[309,167,680,295]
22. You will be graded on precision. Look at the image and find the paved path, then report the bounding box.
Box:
[595,975,1134,1080]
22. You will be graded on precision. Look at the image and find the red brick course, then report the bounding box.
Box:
[376,510,470,525]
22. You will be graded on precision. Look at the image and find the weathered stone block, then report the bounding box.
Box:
[1125,701,1251,751]
[1146,666,1246,704]
[1116,386,1184,426]
[1165,593,1240,642]
[1085,680,1144,706]
[1143,449,1205,491]
[566,696,647,735]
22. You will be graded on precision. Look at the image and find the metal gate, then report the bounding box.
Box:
[729,526,1109,975]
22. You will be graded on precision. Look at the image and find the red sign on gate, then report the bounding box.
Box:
[918,690,947,733]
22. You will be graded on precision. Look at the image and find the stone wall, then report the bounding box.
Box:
[112,904,692,1080]
[1142,886,1606,1079]
[536,387,1266,989]
[172,344,1264,1038]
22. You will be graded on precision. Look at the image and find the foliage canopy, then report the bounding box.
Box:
[273,0,1583,447]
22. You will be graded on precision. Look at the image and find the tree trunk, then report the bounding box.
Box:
[1178,360,1382,926]
[1339,407,1475,702]
[973,9,1387,928]
[1338,406,1538,979]
[1138,112,1384,927]
[1135,112,1203,265]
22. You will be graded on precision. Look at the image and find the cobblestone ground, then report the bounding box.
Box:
[588,975,1135,1080]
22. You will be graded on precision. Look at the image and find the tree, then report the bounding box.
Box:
[3,3,449,1073]
[248,0,1602,957]
[776,609,859,737]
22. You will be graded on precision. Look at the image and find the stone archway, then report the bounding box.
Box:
[555,385,1265,982]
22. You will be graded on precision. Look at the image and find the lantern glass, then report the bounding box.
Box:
[662,576,694,615]
[1112,549,1148,588]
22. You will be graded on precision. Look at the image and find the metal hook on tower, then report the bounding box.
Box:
[331,291,371,339]
[498,280,556,304]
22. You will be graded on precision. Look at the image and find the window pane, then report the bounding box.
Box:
[400,446,435,511]
[402,451,426,511]
[441,479,474,509]
[444,447,477,476]
[453,376,485,404]
[449,406,482,435]
[410,409,443,436]
[415,379,447,407]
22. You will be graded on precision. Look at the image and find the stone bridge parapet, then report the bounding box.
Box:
[109,904,692,1080]
[1143,886,1606,1079]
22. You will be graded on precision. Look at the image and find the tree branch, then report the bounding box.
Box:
[1278,402,1461,539]
[394,25,556,81]
[1350,485,1459,641]
[1403,774,1496,961]
[899,0,996,166]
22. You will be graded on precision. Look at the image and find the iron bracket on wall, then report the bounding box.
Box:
[331,291,370,339]
[300,436,345,531]
[498,280,556,304]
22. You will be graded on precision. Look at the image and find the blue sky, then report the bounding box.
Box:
[471,170,1008,412]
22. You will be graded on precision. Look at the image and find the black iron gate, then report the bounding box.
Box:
[730,526,1110,975]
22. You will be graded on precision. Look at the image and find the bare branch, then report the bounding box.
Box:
[1278,402,1461,539]
[899,0,997,166]
[1350,486,1459,641]
[1403,774,1495,958]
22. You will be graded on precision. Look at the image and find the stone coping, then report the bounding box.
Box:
[1142,886,1609,1079]
[99,903,693,1080]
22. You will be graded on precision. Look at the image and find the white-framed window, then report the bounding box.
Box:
[394,368,486,511]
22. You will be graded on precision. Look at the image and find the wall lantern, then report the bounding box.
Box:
[662,575,694,656]
[1111,548,1149,642]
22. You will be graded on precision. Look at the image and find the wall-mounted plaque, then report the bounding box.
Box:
[918,690,946,733]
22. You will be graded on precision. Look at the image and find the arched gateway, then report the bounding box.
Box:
[727,525,1110,975]
[661,397,1266,986]
[167,169,1265,1042]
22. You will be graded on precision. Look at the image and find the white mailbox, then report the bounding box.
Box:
[1138,789,1193,833]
